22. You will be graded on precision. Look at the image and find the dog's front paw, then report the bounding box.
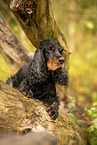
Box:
[46,102,59,120]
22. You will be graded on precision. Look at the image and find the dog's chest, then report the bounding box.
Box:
[32,76,55,98]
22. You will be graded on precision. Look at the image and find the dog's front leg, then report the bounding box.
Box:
[43,94,59,120]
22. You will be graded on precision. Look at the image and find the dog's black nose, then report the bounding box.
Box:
[58,57,64,64]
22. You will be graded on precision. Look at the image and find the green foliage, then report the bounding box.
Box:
[86,103,97,145]
[67,102,76,109]
[69,113,77,125]
[85,106,97,121]
[90,137,97,145]
[67,103,77,124]
[86,119,97,134]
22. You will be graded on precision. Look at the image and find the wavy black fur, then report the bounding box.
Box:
[6,39,68,120]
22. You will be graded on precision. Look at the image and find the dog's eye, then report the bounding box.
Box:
[51,47,55,50]
[48,46,55,51]
[59,48,63,54]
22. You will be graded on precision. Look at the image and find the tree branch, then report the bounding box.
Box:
[10,0,69,69]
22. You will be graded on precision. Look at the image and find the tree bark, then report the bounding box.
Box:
[0,12,34,73]
[10,0,69,69]
[0,80,87,145]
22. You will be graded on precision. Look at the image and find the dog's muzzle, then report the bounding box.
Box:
[47,57,64,71]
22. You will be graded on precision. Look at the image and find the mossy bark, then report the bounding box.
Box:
[0,80,87,145]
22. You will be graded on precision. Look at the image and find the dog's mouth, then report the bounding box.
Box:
[47,57,64,71]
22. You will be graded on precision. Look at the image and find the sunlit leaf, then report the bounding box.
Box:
[86,125,95,133]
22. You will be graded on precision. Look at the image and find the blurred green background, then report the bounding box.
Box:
[0,0,97,108]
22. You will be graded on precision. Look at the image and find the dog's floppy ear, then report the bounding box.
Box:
[34,47,45,64]
[53,66,68,85]
[31,46,48,82]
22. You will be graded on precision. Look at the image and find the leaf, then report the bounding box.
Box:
[86,125,95,133]
[94,130,97,136]
[69,113,77,125]
[67,103,75,109]
[90,137,97,145]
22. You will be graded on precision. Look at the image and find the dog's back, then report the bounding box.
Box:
[6,63,30,88]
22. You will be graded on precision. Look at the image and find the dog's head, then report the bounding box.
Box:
[39,39,65,71]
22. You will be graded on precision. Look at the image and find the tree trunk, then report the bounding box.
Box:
[0,12,34,73]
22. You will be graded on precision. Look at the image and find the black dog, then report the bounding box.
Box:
[6,39,68,120]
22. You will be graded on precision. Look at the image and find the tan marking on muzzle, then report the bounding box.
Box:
[47,57,64,71]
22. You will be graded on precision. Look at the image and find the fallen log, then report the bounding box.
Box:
[0,80,87,145]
